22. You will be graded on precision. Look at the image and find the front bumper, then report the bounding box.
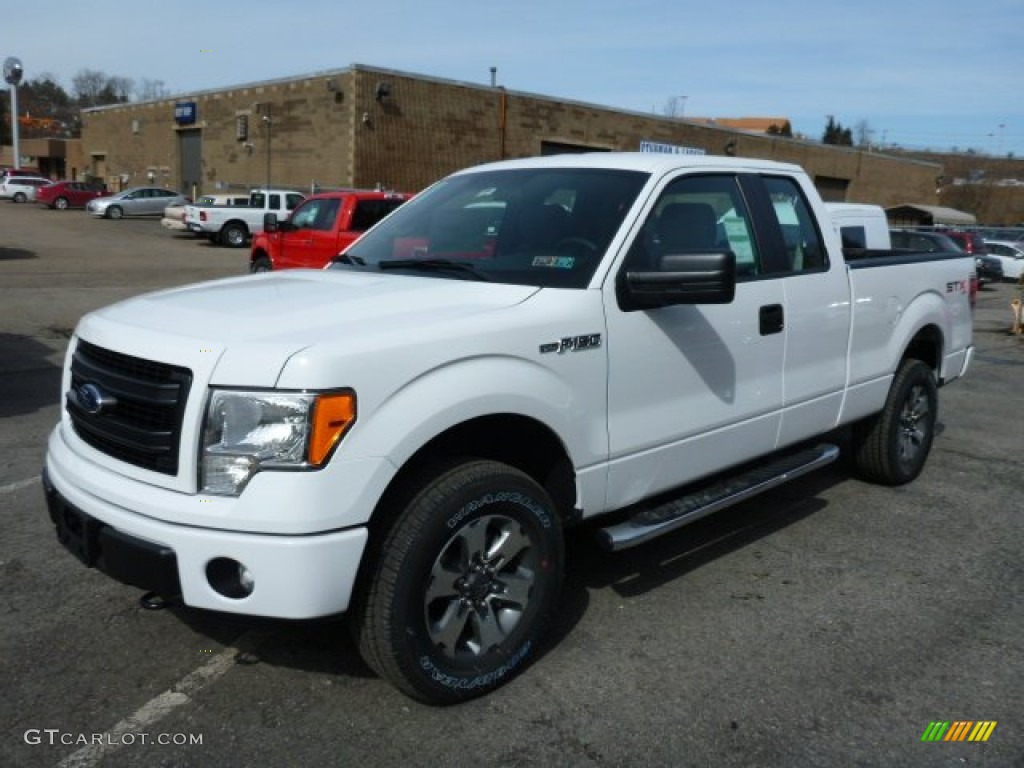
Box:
[42,441,370,620]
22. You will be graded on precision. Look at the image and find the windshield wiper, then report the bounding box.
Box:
[330,253,366,266]
[377,258,491,281]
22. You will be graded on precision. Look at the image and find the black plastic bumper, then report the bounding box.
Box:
[42,468,182,596]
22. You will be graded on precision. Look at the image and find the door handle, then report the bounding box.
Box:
[759,304,784,335]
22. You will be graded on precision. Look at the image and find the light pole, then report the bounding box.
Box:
[4,57,24,169]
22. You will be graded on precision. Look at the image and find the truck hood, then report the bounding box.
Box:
[77,270,540,386]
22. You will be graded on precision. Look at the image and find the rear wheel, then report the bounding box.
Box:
[55,197,69,210]
[106,205,123,220]
[221,223,247,248]
[352,460,564,704]
[852,358,937,485]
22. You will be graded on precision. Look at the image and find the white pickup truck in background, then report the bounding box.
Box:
[44,153,973,704]
[185,188,305,247]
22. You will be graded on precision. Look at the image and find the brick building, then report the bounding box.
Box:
[79,63,942,206]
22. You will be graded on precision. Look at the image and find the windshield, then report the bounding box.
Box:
[330,168,648,288]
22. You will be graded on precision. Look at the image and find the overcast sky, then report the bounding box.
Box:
[6,0,1023,157]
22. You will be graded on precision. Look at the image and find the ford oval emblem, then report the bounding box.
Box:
[77,383,117,415]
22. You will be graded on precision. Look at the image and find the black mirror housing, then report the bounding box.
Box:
[619,250,737,311]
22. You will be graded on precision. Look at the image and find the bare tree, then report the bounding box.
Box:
[108,76,134,102]
[71,69,134,107]
[136,78,170,101]
[662,96,687,118]
[71,68,107,107]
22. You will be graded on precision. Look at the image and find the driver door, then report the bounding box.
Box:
[603,172,786,509]
[275,197,342,270]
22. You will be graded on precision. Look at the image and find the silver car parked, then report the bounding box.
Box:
[87,187,188,219]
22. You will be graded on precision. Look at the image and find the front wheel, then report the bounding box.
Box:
[106,205,123,220]
[221,223,247,248]
[13,192,26,203]
[250,256,272,273]
[353,460,564,704]
[852,358,938,485]
[55,197,69,210]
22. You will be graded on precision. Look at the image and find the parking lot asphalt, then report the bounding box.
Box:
[1,201,1022,767]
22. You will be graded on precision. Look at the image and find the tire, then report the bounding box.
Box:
[13,192,26,203]
[352,459,564,704]
[106,205,123,220]
[55,197,69,210]
[250,256,272,273]
[221,223,248,248]
[852,359,938,485]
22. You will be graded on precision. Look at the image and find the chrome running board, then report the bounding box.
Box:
[596,444,840,551]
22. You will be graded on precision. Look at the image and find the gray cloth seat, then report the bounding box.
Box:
[654,202,718,254]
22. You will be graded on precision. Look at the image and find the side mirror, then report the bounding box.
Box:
[263,212,279,233]
[618,251,736,311]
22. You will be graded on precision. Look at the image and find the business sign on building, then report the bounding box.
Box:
[174,102,197,125]
[639,140,705,156]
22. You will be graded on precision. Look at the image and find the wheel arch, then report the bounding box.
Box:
[372,413,578,534]
[220,219,249,234]
[901,322,942,375]
[250,246,272,267]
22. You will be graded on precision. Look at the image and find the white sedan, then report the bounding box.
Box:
[984,240,1024,281]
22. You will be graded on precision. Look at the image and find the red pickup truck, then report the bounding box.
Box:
[249,190,412,271]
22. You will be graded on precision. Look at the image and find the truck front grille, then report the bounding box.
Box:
[67,341,193,475]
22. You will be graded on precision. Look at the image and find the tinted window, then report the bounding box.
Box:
[840,225,867,249]
[291,198,341,231]
[763,176,827,272]
[351,198,407,231]
[337,168,648,288]
[622,173,762,277]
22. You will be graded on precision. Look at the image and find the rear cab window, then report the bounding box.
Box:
[761,176,828,273]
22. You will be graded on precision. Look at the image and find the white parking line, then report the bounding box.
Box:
[57,646,241,768]
[0,476,39,494]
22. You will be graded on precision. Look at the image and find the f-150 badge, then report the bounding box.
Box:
[540,334,602,354]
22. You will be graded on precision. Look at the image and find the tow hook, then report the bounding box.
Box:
[139,591,176,611]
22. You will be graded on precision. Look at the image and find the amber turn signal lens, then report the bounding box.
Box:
[308,393,356,465]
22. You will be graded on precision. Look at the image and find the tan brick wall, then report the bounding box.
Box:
[81,64,942,209]
[350,67,941,204]
[81,71,356,195]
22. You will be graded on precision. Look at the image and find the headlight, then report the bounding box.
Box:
[200,389,356,496]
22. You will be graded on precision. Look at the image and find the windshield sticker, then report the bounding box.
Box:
[532,256,575,269]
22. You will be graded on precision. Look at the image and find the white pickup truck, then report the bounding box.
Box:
[185,188,305,247]
[43,154,974,704]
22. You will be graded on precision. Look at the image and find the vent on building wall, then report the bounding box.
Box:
[131,119,140,135]
[236,115,248,141]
